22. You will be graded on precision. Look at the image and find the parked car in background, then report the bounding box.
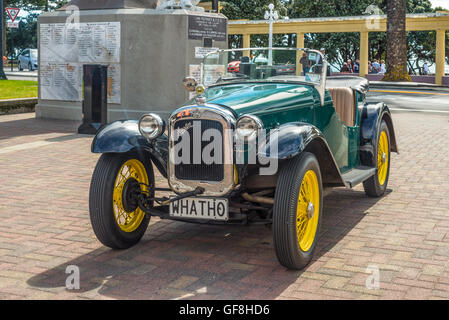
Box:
[227,60,240,73]
[18,49,38,71]
[273,63,296,75]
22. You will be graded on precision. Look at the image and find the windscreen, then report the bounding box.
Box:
[202,48,325,86]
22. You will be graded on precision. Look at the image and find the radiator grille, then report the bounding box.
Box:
[173,119,224,182]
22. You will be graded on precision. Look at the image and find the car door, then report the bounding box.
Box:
[313,90,353,174]
[21,50,29,67]
[25,50,31,68]
[18,50,24,67]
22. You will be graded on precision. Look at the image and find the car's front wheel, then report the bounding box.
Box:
[273,152,323,270]
[89,152,154,249]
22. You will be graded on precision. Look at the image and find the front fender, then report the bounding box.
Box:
[92,120,147,153]
[91,120,168,177]
[258,122,346,187]
[258,123,322,160]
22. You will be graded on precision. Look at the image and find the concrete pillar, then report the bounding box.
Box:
[296,32,304,76]
[360,31,369,78]
[243,33,250,57]
[435,29,446,85]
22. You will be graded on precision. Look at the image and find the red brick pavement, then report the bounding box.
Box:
[0,112,448,300]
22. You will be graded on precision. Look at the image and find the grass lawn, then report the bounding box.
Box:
[0,80,38,100]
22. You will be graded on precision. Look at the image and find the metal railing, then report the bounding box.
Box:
[5,59,19,72]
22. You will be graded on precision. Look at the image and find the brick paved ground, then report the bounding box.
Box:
[0,111,448,300]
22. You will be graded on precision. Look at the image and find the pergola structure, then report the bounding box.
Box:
[228,12,449,84]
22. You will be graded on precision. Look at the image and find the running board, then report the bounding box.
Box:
[342,166,376,188]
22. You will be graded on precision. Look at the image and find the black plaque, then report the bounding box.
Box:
[188,15,227,42]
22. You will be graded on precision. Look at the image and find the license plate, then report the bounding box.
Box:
[169,197,228,221]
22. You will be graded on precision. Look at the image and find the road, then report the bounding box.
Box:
[2,69,448,113]
[367,87,449,113]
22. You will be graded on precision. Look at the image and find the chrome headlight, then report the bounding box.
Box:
[235,115,263,141]
[139,113,165,140]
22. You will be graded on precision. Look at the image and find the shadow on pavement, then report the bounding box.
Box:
[27,188,389,299]
[0,116,81,141]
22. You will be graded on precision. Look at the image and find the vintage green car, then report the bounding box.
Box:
[89,48,398,270]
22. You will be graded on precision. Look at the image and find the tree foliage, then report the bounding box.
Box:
[223,0,446,72]
[3,0,68,57]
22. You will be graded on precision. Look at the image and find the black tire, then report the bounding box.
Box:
[273,152,323,270]
[18,61,23,71]
[89,152,154,249]
[363,120,391,197]
[28,63,33,71]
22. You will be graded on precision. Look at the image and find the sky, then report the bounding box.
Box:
[9,0,448,20]
[430,0,449,9]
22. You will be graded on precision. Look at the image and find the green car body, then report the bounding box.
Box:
[89,48,398,270]
[201,82,359,173]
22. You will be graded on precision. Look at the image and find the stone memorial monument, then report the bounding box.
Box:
[36,0,228,121]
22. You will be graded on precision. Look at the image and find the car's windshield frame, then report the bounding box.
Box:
[202,47,328,105]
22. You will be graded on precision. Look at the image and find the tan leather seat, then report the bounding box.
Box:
[327,87,355,127]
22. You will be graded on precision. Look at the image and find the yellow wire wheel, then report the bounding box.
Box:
[273,152,322,270]
[112,159,149,233]
[377,130,389,186]
[90,152,153,249]
[296,170,320,252]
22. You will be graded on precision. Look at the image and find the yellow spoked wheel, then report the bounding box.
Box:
[89,153,153,249]
[273,152,322,270]
[113,159,149,233]
[296,170,320,252]
[377,131,389,186]
[363,121,391,197]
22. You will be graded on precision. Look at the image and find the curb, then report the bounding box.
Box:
[0,98,38,115]
[5,72,38,79]
[370,81,449,92]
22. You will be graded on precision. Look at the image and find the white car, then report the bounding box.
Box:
[18,49,38,71]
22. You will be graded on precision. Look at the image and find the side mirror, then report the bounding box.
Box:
[183,77,197,92]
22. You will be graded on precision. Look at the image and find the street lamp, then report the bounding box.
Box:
[264,3,279,66]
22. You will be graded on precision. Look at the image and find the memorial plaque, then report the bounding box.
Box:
[40,22,121,103]
[188,15,227,42]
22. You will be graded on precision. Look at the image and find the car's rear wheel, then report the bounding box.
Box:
[273,152,323,270]
[89,152,154,249]
[363,120,391,197]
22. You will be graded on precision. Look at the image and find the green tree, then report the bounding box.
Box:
[221,0,287,21]
[2,0,68,57]
[223,0,443,72]
[222,0,288,51]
